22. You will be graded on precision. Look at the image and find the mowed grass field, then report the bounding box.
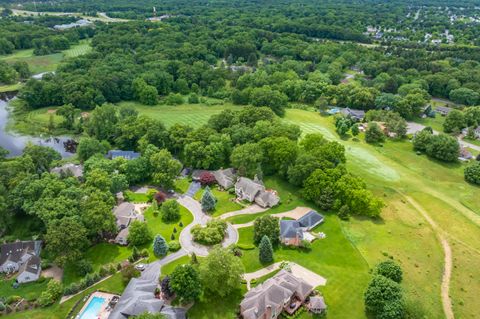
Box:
[0,40,92,74]
[284,108,480,318]
[118,101,241,128]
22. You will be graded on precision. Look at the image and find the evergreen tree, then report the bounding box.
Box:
[201,186,217,212]
[259,235,274,264]
[153,235,169,258]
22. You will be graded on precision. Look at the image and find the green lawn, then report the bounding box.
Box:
[0,40,92,75]
[0,277,50,302]
[144,204,194,261]
[0,82,22,93]
[124,190,150,203]
[159,255,192,277]
[117,100,240,128]
[63,243,131,286]
[194,187,242,217]
[284,108,480,318]
[174,178,190,194]
[250,269,280,288]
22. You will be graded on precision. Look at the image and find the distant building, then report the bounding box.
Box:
[458,147,473,161]
[435,106,453,116]
[50,163,83,178]
[308,296,327,315]
[462,126,480,140]
[0,241,42,283]
[235,177,280,208]
[340,108,365,121]
[107,150,141,160]
[53,19,93,30]
[240,270,314,319]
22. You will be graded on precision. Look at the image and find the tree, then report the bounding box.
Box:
[45,217,89,267]
[351,123,360,136]
[77,137,107,162]
[153,235,169,257]
[160,276,173,299]
[449,87,479,106]
[201,187,217,212]
[364,275,405,319]
[375,260,403,283]
[230,143,264,177]
[443,110,465,134]
[191,220,227,245]
[121,263,140,285]
[22,144,61,173]
[365,123,385,144]
[84,104,118,141]
[465,162,480,185]
[161,199,180,222]
[150,149,182,189]
[170,264,202,303]
[425,134,460,162]
[127,221,152,246]
[38,280,63,307]
[253,215,280,246]
[57,104,76,129]
[154,191,167,204]
[412,129,433,152]
[199,246,244,297]
[199,171,216,186]
[250,86,288,116]
[259,235,274,264]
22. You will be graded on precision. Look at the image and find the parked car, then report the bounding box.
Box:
[135,264,146,271]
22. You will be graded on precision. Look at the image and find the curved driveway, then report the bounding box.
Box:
[178,195,238,257]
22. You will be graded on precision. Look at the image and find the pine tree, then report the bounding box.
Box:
[201,186,217,212]
[259,235,274,264]
[153,235,169,258]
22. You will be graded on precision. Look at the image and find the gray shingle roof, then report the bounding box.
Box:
[0,241,41,266]
[50,163,84,178]
[309,296,327,311]
[236,177,264,199]
[280,220,303,240]
[297,211,324,229]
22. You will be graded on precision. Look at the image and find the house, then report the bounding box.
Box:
[191,170,210,181]
[109,278,186,319]
[53,19,93,30]
[280,220,303,246]
[50,163,83,178]
[113,203,144,245]
[458,147,473,161]
[107,150,141,160]
[0,241,42,283]
[462,126,480,140]
[240,270,314,319]
[308,296,327,314]
[435,106,453,116]
[213,168,236,189]
[297,211,324,231]
[341,108,365,121]
[235,177,280,208]
[280,211,324,246]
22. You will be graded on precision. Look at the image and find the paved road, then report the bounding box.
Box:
[407,122,480,152]
[178,195,238,257]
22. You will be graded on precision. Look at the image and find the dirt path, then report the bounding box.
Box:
[402,195,454,319]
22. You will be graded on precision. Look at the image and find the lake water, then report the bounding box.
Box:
[0,93,74,158]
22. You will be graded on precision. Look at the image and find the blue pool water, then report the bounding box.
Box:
[80,296,106,319]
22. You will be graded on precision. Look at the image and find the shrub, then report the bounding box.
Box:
[237,243,255,250]
[188,93,200,104]
[0,301,6,311]
[76,259,93,276]
[191,220,227,245]
[38,280,63,307]
[168,240,181,252]
[199,172,216,185]
[161,199,180,222]
[465,162,480,185]
[127,221,152,246]
[146,189,157,202]
[154,191,167,204]
[375,260,403,283]
[165,93,184,105]
[5,296,21,305]
[121,264,140,285]
[365,122,385,144]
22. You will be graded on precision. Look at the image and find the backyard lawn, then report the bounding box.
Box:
[194,187,242,217]
[0,277,50,302]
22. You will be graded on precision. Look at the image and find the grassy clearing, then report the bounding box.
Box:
[63,41,92,58]
[194,187,242,217]
[174,178,190,194]
[0,83,22,93]
[124,190,150,203]
[0,277,50,302]
[62,243,131,286]
[159,255,192,277]
[117,100,241,128]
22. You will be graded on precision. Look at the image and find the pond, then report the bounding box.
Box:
[0,93,75,158]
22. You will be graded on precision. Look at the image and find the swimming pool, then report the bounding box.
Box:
[79,296,106,319]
